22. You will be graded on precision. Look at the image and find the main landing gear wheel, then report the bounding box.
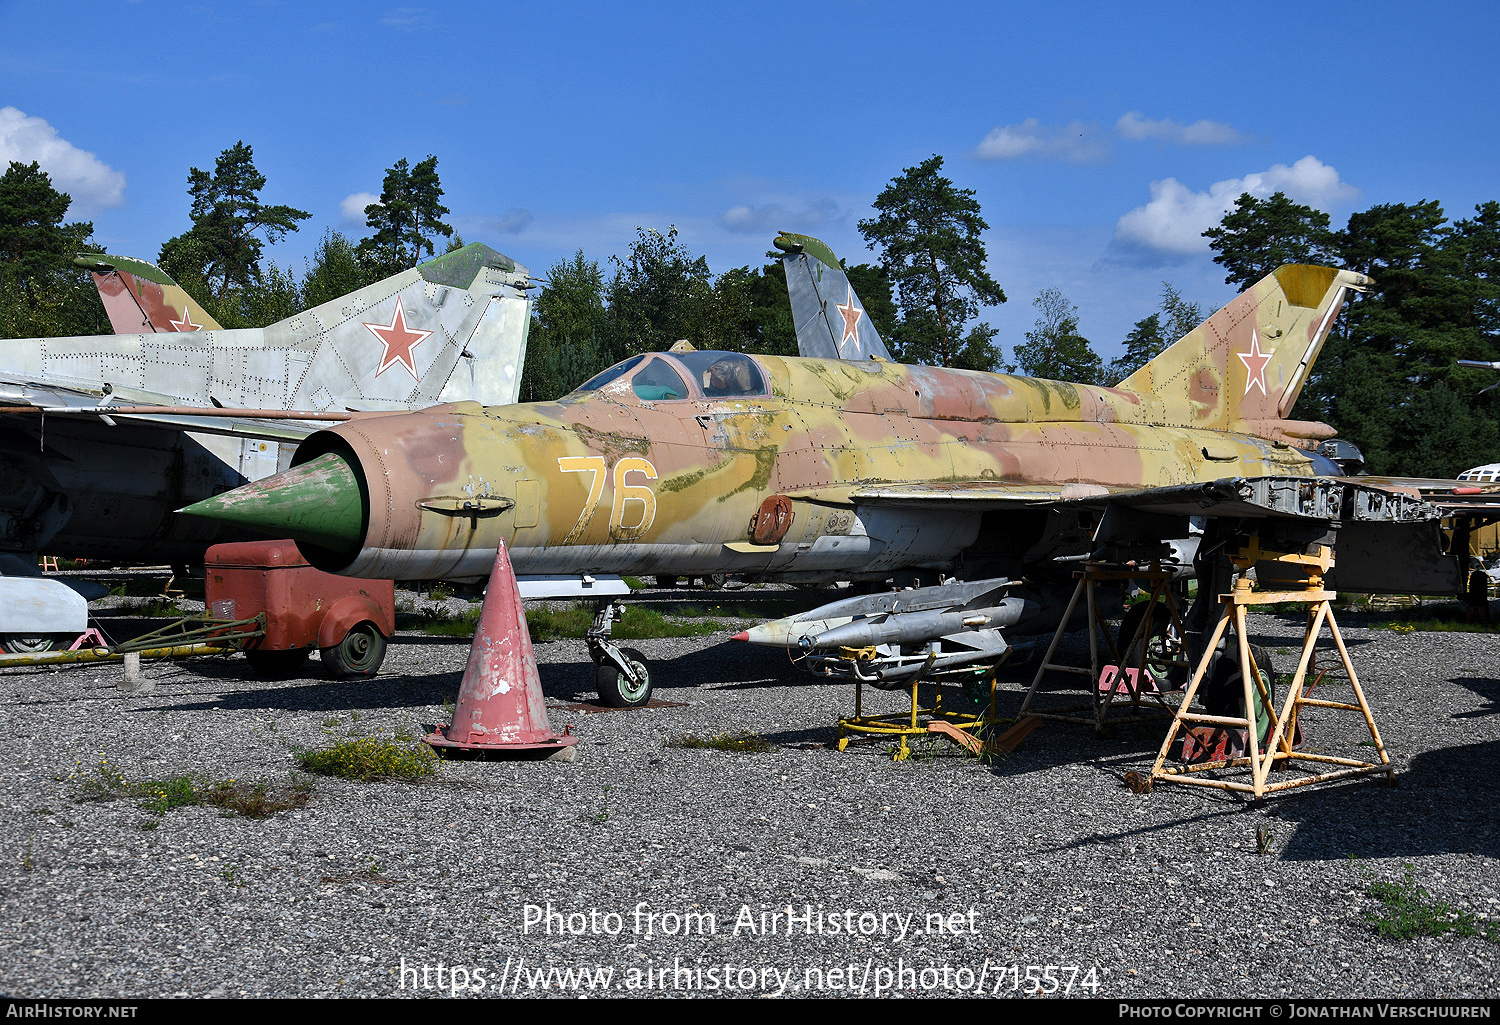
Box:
[1116,600,1185,688]
[319,621,387,679]
[1201,643,1277,743]
[596,646,652,708]
[1,635,57,654]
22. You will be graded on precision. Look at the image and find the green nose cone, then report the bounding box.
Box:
[181,452,366,553]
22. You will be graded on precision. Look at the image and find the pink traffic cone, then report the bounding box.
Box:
[426,542,577,758]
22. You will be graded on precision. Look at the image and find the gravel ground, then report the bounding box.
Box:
[0,586,1496,1000]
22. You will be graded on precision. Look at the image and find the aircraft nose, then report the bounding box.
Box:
[180,451,366,554]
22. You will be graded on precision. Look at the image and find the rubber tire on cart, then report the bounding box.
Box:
[245,647,311,678]
[596,646,652,708]
[319,621,387,679]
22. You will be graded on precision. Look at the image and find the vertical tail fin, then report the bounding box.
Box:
[774,232,892,361]
[1118,264,1370,429]
[76,253,223,333]
[258,242,532,412]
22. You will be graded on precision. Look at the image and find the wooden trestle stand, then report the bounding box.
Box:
[1149,538,1393,800]
[1021,562,1190,731]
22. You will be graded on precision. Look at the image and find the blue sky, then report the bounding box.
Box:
[3,1,1497,362]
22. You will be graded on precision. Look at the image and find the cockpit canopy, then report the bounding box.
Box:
[569,350,767,403]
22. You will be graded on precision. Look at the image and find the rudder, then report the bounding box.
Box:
[1118,264,1371,430]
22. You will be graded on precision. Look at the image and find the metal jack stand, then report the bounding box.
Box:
[1021,562,1189,730]
[1149,539,1393,800]
[837,654,1001,762]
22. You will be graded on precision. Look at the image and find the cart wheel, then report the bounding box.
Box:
[245,647,311,678]
[595,647,652,707]
[320,621,387,679]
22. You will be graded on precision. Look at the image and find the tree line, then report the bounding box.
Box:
[1,143,1497,476]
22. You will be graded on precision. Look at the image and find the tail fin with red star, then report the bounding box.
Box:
[76,253,224,333]
[1116,264,1371,434]
[774,232,892,362]
[257,242,532,413]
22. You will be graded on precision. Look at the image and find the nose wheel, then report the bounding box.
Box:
[586,601,653,707]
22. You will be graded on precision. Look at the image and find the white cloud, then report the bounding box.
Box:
[974,118,1107,162]
[379,7,432,30]
[340,191,379,225]
[719,197,841,234]
[1115,111,1249,146]
[0,107,124,213]
[473,208,533,235]
[1112,156,1359,257]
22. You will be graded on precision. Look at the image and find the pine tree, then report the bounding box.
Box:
[858,155,1005,369]
[157,142,310,298]
[359,155,453,275]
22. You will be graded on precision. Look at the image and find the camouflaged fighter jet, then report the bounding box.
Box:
[183,239,1435,706]
[0,243,531,650]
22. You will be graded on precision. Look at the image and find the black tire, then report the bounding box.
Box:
[319,621,387,679]
[654,575,679,589]
[1202,643,1277,742]
[2,635,56,654]
[1116,600,1183,687]
[700,573,727,590]
[596,646,652,707]
[245,647,311,678]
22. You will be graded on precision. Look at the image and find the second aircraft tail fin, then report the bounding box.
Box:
[77,253,223,333]
[774,232,892,362]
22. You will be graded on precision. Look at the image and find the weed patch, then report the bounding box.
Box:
[1375,618,1500,634]
[667,731,776,753]
[1366,867,1498,941]
[68,755,310,819]
[294,737,437,781]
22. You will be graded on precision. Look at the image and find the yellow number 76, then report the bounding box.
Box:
[557,456,659,542]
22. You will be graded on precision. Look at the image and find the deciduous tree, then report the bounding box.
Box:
[1011,288,1102,383]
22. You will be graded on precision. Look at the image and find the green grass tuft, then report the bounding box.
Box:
[1366,867,1498,941]
[69,755,309,818]
[294,737,437,781]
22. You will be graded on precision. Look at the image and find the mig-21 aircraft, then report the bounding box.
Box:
[184,233,1468,706]
[0,243,532,650]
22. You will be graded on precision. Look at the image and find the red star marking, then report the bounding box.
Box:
[168,306,201,332]
[363,296,433,379]
[1237,331,1275,397]
[834,286,863,356]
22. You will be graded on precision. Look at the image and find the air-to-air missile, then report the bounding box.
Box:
[185,236,1390,706]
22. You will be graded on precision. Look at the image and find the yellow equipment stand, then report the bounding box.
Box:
[837,657,1002,762]
[1149,539,1394,800]
[1020,562,1190,731]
